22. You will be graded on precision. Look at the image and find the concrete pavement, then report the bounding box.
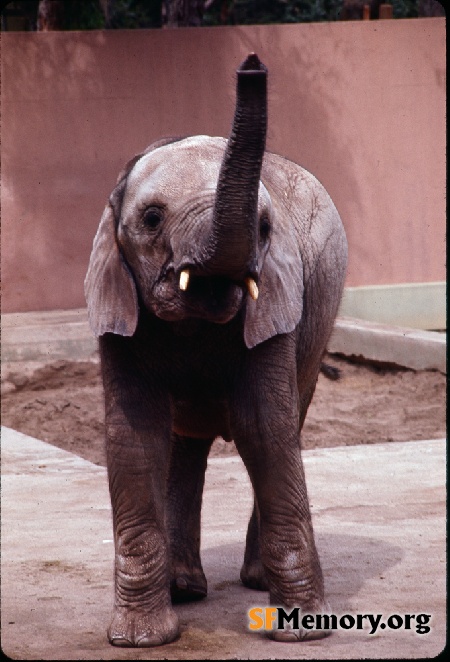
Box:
[1,427,446,660]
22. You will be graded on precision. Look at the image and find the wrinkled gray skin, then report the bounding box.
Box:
[85,54,347,647]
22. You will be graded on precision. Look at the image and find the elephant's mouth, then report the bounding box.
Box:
[152,266,257,324]
[179,272,245,323]
[184,273,234,301]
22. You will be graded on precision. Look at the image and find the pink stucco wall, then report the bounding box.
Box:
[1,19,446,313]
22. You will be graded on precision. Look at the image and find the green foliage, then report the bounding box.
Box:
[0,0,104,29]
[0,0,425,31]
[0,0,163,30]
[282,0,344,22]
[203,0,420,24]
[392,0,419,17]
[61,0,105,29]
[105,0,163,28]
[203,0,345,24]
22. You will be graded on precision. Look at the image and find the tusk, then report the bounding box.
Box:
[245,277,259,301]
[179,269,190,292]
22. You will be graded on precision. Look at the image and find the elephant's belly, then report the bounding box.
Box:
[171,398,233,441]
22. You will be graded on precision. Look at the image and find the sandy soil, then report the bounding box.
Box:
[1,355,446,466]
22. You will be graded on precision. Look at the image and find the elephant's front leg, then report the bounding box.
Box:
[240,382,318,595]
[233,340,329,642]
[101,340,179,647]
[240,500,268,591]
[167,435,213,602]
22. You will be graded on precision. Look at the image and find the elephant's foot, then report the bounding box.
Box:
[108,604,179,647]
[170,565,207,603]
[266,600,332,642]
[240,559,268,591]
[267,624,331,642]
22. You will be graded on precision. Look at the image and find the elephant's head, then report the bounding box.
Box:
[85,54,304,348]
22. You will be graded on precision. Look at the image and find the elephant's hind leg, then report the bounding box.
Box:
[167,435,213,602]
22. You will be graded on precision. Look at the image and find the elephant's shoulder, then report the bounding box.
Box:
[262,151,324,201]
[262,150,347,275]
[261,151,340,233]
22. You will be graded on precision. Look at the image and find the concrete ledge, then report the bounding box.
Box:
[1,309,97,362]
[330,317,446,373]
[1,309,446,373]
[338,282,446,330]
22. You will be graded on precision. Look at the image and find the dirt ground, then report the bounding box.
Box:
[1,354,446,466]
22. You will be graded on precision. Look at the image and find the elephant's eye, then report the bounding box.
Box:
[142,206,164,230]
[259,214,271,243]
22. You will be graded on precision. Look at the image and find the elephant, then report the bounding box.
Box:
[85,53,348,647]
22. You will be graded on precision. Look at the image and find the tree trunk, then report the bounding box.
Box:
[37,0,65,30]
[98,0,117,28]
[164,0,204,27]
[340,0,383,20]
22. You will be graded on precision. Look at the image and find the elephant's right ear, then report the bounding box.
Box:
[84,177,139,337]
[85,139,187,337]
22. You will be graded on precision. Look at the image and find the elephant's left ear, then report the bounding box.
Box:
[244,215,304,349]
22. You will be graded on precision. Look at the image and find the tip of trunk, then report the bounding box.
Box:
[239,53,268,74]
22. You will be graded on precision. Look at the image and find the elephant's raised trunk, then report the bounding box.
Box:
[203,53,268,282]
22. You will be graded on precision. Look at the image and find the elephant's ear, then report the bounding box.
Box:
[84,178,139,337]
[244,220,304,349]
[85,137,187,337]
[244,155,305,349]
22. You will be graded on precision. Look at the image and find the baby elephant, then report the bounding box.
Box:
[85,53,347,646]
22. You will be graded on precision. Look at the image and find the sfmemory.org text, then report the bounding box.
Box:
[248,608,432,635]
